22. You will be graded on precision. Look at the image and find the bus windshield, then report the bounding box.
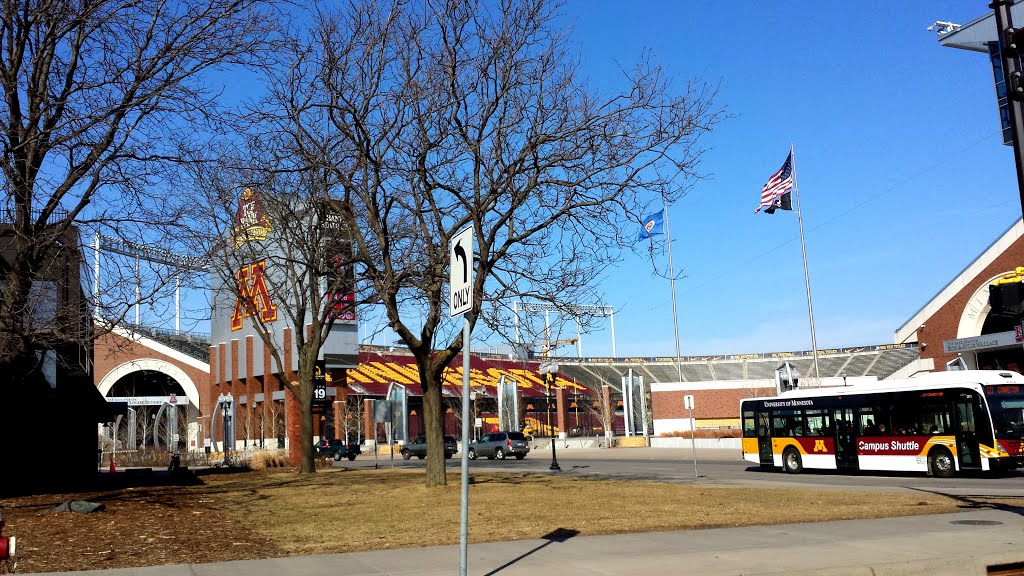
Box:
[985,386,1024,440]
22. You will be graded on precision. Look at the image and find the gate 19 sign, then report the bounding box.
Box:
[312,360,328,415]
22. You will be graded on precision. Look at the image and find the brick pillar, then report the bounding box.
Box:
[285,389,301,466]
[218,343,227,448]
[363,398,375,443]
[332,400,346,441]
[205,346,218,450]
[263,343,277,449]
[331,368,348,441]
[230,339,240,448]
[245,336,257,448]
[555,386,567,438]
[283,327,295,383]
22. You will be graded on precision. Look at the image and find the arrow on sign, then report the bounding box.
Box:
[454,239,468,283]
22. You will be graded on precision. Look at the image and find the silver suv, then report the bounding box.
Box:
[468,431,530,460]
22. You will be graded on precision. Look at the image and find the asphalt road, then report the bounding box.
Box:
[335,446,1024,498]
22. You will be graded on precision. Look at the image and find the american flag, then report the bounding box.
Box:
[755,151,793,213]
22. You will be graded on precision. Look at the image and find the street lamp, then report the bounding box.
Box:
[469,391,478,442]
[539,361,560,471]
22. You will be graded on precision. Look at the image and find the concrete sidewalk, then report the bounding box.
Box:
[33,509,1024,576]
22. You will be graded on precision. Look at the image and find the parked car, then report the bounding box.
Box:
[400,435,458,460]
[315,438,361,461]
[468,431,530,460]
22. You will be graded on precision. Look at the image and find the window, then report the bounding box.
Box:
[26,279,57,329]
[772,410,801,437]
[742,410,756,438]
[804,409,832,437]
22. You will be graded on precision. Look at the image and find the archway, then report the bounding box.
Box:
[956,272,1024,372]
[98,359,202,450]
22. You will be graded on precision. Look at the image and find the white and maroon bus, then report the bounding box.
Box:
[740,370,1024,477]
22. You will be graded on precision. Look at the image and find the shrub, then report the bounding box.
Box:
[249,450,289,470]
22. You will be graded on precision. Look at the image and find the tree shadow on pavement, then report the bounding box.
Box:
[482,528,580,575]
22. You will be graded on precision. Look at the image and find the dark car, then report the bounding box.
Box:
[401,435,458,459]
[468,431,529,460]
[315,438,361,461]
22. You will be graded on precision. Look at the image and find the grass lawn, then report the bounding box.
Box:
[3,466,1000,573]
[206,468,963,555]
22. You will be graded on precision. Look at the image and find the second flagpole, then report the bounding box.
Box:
[663,204,683,384]
[790,145,821,380]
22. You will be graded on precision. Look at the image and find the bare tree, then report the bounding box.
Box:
[213,0,722,486]
[188,172,361,473]
[583,384,618,443]
[0,0,280,402]
[240,404,255,449]
[343,394,364,444]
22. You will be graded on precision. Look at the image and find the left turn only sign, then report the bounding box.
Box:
[449,227,474,317]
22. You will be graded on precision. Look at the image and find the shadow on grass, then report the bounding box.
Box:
[908,487,1024,518]
[482,528,579,576]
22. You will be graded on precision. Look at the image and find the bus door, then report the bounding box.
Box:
[834,407,858,470]
[757,411,773,466]
[953,394,982,470]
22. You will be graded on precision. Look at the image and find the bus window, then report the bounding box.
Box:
[772,409,801,437]
[742,410,756,438]
[804,409,831,437]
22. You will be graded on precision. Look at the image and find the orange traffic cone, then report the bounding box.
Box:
[109,454,116,473]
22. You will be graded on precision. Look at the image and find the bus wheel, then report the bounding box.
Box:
[782,447,803,474]
[929,447,955,478]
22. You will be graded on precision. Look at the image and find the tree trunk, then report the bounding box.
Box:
[296,358,316,474]
[421,366,447,487]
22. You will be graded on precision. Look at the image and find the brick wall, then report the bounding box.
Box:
[93,330,209,405]
[919,234,1024,369]
[653,387,774,420]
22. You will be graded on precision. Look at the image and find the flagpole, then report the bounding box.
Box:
[664,205,684,384]
[791,144,821,380]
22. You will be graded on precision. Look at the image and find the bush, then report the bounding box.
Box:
[249,450,289,470]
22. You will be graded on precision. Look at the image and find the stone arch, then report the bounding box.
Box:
[97,358,201,408]
[956,272,1010,340]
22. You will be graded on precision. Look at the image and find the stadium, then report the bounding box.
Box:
[88,212,1024,459]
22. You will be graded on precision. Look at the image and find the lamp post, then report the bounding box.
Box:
[469,391,478,442]
[539,361,560,471]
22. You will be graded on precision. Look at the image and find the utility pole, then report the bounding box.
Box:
[993,0,1024,216]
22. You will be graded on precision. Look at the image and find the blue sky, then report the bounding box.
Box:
[146,2,1017,360]
[532,1,1018,358]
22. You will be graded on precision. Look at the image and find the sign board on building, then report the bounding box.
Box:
[312,359,328,415]
[449,227,474,317]
[106,396,180,406]
[943,330,1021,354]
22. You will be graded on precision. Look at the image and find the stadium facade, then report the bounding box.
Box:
[97,204,1024,447]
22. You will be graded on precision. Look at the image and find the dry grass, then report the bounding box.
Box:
[247,451,290,470]
[199,469,964,556]
[5,467,1004,572]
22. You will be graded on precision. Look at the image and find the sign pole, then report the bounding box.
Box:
[685,394,697,478]
[459,315,471,576]
[450,226,474,576]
